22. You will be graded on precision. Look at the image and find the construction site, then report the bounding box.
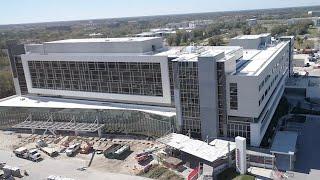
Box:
[0,102,300,180]
[0,129,192,180]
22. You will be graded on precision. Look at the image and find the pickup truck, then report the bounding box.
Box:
[13,147,41,162]
[66,143,81,157]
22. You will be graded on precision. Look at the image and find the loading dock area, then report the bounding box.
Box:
[270,131,298,171]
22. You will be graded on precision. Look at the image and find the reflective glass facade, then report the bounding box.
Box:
[28,61,163,96]
[176,61,201,134]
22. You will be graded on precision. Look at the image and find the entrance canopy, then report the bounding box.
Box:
[157,133,235,163]
[270,131,298,155]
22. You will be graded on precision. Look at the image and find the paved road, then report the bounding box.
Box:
[0,150,149,180]
[289,116,320,180]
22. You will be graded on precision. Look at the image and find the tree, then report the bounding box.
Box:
[208,35,224,46]
[271,25,288,36]
[287,21,313,36]
[296,36,303,47]
[252,25,268,34]
[0,71,14,98]
[242,26,251,35]
[166,35,175,46]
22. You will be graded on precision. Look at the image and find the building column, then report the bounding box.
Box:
[235,136,247,175]
[289,155,292,170]
[98,129,102,138]
[75,130,79,136]
[31,128,35,134]
[272,154,275,169]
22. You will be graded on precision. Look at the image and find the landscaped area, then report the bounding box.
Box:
[218,168,255,180]
[139,165,184,180]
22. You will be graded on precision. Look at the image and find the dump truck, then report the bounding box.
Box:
[104,144,130,159]
[66,143,81,157]
[13,147,41,162]
[103,144,122,159]
[114,145,130,158]
[36,139,59,157]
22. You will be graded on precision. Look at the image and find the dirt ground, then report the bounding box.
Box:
[0,130,168,178]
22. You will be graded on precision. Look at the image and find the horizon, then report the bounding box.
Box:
[1,0,320,25]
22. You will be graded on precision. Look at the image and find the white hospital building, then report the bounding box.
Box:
[1,34,293,146]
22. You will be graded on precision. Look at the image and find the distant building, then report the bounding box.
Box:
[3,34,292,146]
[287,17,318,26]
[312,17,320,27]
[293,54,309,67]
[308,11,320,17]
[229,33,271,49]
[166,20,214,30]
[246,19,257,27]
[135,28,176,37]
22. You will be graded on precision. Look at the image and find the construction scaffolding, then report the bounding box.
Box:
[12,114,105,137]
[0,107,175,138]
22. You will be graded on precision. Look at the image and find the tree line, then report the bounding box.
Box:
[0,51,14,98]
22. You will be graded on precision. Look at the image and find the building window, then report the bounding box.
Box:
[230,83,238,110]
[28,61,163,97]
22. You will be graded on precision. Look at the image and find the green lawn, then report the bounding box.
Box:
[140,165,184,180]
[218,168,255,180]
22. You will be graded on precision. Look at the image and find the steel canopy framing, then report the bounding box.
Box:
[12,113,104,133]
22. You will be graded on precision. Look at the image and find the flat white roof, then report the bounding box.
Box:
[156,46,242,61]
[294,54,309,60]
[157,133,236,162]
[270,131,298,155]
[46,37,160,43]
[232,33,271,40]
[0,95,176,117]
[236,42,287,76]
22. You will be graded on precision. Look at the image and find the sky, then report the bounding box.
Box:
[1,0,320,25]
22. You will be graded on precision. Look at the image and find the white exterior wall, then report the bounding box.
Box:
[250,73,286,146]
[235,136,247,174]
[12,78,21,95]
[229,39,261,49]
[41,38,163,54]
[21,54,172,105]
[227,42,289,146]
[227,42,289,118]
[227,75,260,117]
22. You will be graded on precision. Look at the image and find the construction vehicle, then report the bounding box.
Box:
[2,165,22,178]
[103,144,122,159]
[36,139,59,157]
[66,143,81,157]
[80,142,93,154]
[135,146,159,162]
[61,136,76,147]
[114,145,130,158]
[135,152,152,163]
[104,144,130,159]
[13,147,41,162]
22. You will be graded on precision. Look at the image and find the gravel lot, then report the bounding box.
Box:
[0,130,163,180]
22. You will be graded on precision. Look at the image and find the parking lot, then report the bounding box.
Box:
[289,115,320,179]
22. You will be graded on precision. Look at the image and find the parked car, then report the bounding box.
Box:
[66,143,81,157]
